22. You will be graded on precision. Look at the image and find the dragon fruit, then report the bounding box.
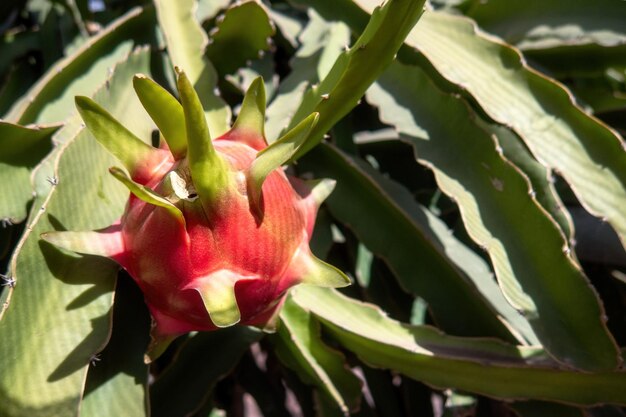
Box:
[42,69,349,360]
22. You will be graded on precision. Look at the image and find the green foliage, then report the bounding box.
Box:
[0,47,154,417]
[0,122,59,223]
[153,0,231,136]
[0,0,625,416]
[206,1,275,76]
[368,61,618,371]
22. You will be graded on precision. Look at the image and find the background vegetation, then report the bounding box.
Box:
[1,0,625,416]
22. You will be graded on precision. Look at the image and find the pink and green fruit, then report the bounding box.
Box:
[42,68,349,359]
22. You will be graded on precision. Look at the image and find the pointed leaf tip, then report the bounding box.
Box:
[176,68,234,211]
[247,112,320,214]
[109,166,184,223]
[190,270,256,328]
[133,75,187,160]
[41,226,124,259]
[75,96,158,181]
[233,76,267,139]
[299,253,351,289]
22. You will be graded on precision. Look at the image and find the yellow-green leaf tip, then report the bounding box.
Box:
[233,76,266,137]
[192,270,250,328]
[133,73,187,160]
[176,67,234,211]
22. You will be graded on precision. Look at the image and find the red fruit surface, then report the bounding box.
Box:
[110,137,319,336]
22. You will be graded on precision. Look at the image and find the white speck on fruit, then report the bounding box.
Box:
[235,171,247,197]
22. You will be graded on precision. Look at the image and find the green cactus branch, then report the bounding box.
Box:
[0,0,624,415]
[286,0,426,162]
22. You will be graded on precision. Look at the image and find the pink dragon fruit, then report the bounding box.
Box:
[42,69,349,360]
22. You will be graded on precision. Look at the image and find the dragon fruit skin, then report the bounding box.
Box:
[117,140,320,333]
[42,70,349,359]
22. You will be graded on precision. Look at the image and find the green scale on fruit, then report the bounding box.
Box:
[42,68,350,362]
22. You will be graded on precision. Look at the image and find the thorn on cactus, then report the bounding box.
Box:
[89,353,101,366]
[1,274,15,288]
[43,70,349,361]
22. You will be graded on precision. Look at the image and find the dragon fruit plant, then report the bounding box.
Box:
[2,0,626,416]
[42,70,350,359]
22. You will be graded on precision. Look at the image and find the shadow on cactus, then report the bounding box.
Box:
[41,68,350,362]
